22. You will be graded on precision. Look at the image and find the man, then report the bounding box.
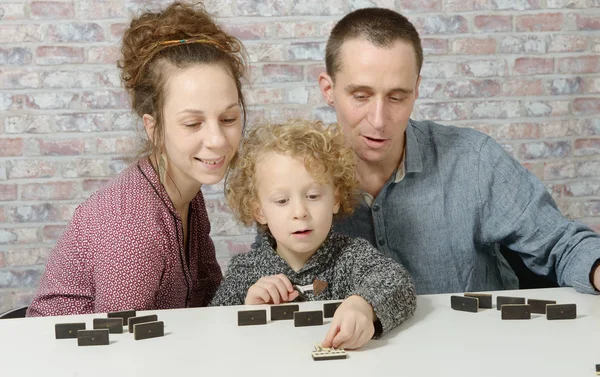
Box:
[318,8,600,295]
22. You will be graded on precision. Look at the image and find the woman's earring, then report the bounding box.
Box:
[158,153,167,186]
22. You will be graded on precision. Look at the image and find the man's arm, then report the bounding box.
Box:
[477,136,600,294]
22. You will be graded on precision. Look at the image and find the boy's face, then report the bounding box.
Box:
[253,152,340,261]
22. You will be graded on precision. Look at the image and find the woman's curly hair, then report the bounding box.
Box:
[117,1,248,159]
[226,119,358,230]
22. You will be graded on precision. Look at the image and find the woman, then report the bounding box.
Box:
[27,1,247,316]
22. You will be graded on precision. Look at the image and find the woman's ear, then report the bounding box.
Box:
[143,114,156,144]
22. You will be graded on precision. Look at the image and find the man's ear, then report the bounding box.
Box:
[253,202,267,225]
[414,75,422,101]
[142,114,156,144]
[318,72,335,107]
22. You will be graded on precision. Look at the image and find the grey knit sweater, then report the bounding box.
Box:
[210,231,417,336]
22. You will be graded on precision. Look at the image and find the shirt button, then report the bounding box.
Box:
[373,204,380,212]
[378,238,385,246]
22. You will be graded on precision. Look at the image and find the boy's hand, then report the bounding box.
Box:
[245,274,300,305]
[322,295,375,350]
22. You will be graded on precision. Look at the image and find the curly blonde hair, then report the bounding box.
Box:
[117,1,247,159]
[226,120,357,229]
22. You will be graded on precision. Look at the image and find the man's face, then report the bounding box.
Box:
[320,38,421,168]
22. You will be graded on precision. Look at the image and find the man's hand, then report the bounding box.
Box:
[245,274,299,305]
[322,295,375,350]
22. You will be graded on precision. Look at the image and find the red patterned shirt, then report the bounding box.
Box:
[27,158,222,316]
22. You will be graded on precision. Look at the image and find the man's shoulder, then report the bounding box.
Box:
[410,119,491,152]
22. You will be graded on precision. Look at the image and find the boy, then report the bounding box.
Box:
[211,120,416,350]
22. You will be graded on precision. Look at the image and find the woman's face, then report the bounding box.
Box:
[158,64,242,190]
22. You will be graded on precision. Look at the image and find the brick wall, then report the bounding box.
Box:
[0,0,598,312]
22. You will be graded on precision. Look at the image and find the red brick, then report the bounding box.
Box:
[288,42,325,61]
[474,15,512,32]
[578,160,600,177]
[524,100,570,117]
[83,179,110,197]
[87,46,120,64]
[564,181,600,197]
[542,160,575,180]
[291,0,344,16]
[558,56,600,73]
[0,252,5,268]
[223,22,267,40]
[38,139,87,156]
[414,102,468,121]
[444,79,501,98]
[45,23,104,43]
[474,0,542,9]
[54,113,108,132]
[8,160,58,179]
[109,23,128,41]
[422,38,449,55]
[413,15,468,35]
[0,47,33,66]
[520,141,571,160]
[81,90,128,109]
[76,0,126,19]
[305,64,325,82]
[0,25,42,43]
[502,78,543,96]
[0,3,26,20]
[493,123,540,140]
[461,60,507,77]
[25,92,77,110]
[548,35,588,53]
[253,64,304,84]
[36,46,85,65]
[0,138,23,157]
[0,228,39,245]
[539,120,582,138]
[97,71,121,88]
[546,77,584,95]
[41,70,98,89]
[472,100,520,119]
[418,81,444,99]
[0,185,18,201]
[96,135,138,154]
[443,0,474,11]
[5,248,52,267]
[30,1,74,19]
[1,69,39,89]
[514,58,554,75]
[273,21,321,39]
[547,0,589,8]
[237,0,291,16]
[399,0,442,10]
[587,77,600,94]
[42,225,67,242]
[574,98,600,116]
[61,159,111,178]
[451,38,496,54]
[6,204,60,223]
[574,138,600,156]
[580,119,600,136]
[583,201,600,216]
[577,14,600,30]
[516,13,563,32]
[21,181,80,200]
[499,36,546,54]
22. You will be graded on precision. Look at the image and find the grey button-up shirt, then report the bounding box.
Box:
[335,119,600,295]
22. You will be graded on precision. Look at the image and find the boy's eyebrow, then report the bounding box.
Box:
[344,84,413,95]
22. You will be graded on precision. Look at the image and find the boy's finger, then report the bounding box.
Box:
[288,290,300,301]
[275,274,295,292]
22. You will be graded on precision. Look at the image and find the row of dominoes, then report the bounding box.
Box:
[54,310,164,346]
[237,301,342,326]
[451,293,577,320]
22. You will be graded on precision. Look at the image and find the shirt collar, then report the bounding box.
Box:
[405,119,423,174]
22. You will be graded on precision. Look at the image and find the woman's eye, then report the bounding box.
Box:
[185,123,200,128]
[222,118,238,124]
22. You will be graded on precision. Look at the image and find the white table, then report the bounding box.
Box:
[0,287,598,376]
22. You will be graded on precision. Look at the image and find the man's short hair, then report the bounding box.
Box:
[325,7,423,80]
